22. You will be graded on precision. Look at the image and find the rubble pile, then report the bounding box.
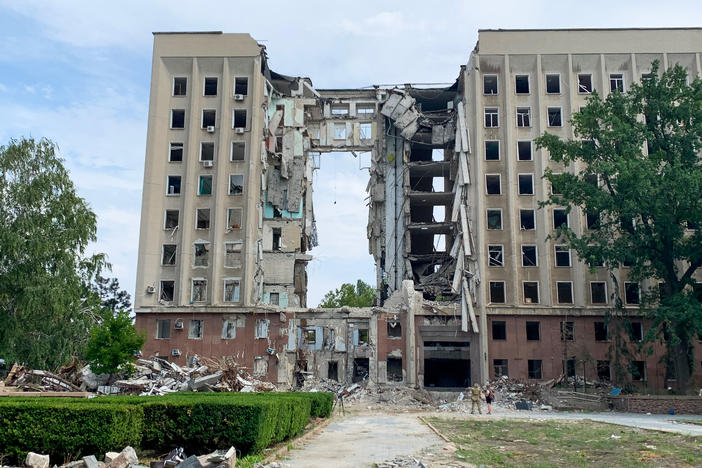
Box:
[2,364,82,393]
[487,375,544,407]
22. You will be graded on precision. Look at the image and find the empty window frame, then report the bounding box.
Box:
[162,244,177,265]
[334,123,346,140]
[169,142,183,162]
[231,141,245,161]
[561,321,574,341]
[577,74,593,93]
[523,281,539,303]
[488,245,504,267]
[553,209,569,229]
[198,175,212,195]
[203,77,218,96]
[625,282,640,304]
[200,142,215,161]
[272,227,281,251]
[254,357,268,376]
[485,140,500,160]
[359,122,372,140]
[526,321,540,340]
[631,361,646,381]
[597,360,611,381]
[357,104,375,115]
[483,74,498,94]
[545,73,560,94]
[173,77,187,96]
[255,319,269,338]
[156,319,171,339]
[515,74,530,94]
[331,104,349,115]
[387,320,402,338]
[484,107,499,127]
[631,322,643,342]
[486,209,502,230]
[233,109,247,128]
[516,107,531,127]
[159,281,175,302]
[485,174,501,195]
[490,281,506,303]
[229,174,244,195]
[223,279,241,302]
[191,279,207,302]
[234,77,248,95]
[609,73,624,92]
[224,242,242,267]
[517,141,532,161]
[227,208,242,230]
[189,319,203,338]
[547,107,563,127]
[554,245,571,267]
[164,210,179,229]
[520,209,535,230]
[494,359,509,377]
[557,281,574,304]
[521,245,537,267]
[550,175,563,195]
[201,109,216,129]
[171,109,185,129]
[193,242,210,267]
[518,174,534,195]
[528,359,542,379]
[222,320,237,339]
[492,321,507,340]
[167,175,181,195]
[195,208,210,230]
[594,322,608,341]
[269,293,280,306]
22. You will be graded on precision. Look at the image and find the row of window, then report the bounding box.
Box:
[162,240,243,267]
[488,280,640,305]
[484,106,564,128]
[486,207,569,230]
[163,208,243,231]
[491,320,643,342]
[172,76,249,97]
[484,140,537,161]
[156,277,241,305]
[166,174,244,196]
[168,141,246,163]
[170,108,247,130]
[156,317,269,342]
[493,358,634,381]
[488,244,573,268]
[483,72,629,96]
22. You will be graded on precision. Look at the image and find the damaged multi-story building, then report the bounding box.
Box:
[135,28,702,391]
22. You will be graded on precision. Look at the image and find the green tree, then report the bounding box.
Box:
[85,309,145,375]
[0,138,106,370]
[536,62,702,393]
[319,279,376,308]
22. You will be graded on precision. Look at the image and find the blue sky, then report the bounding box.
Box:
[0,0,699,305]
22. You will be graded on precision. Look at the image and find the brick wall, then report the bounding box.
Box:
[609,395,702,414]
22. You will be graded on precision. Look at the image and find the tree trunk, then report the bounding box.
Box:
[672,341,691,394]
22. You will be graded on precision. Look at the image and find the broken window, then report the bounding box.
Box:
[204,77,217,96]
[515,75,530,94]
[173,77,187,96]
[577,74,593,93]
[331,104,349,115]
[520,209,535,230]
[223,279,240,302]
[387,357,403,382]
[485,140,499,160]
[227,208,242,230]
[253,357,267,376]
[563,359,576,377]
[169,142,183,162]
[560,321,574,341]
[517,140,532,161]
[554,245,571,267]
[221,320,237,339]
[334,123,346,140]
[516,107,531,127]
[493,359,508,378]
[518,174,534,195]
[631,322,643,342]
[387,320,402,338]
[586,211,599,230]
[359,123,372,140]
[164,210,179,230]
[550,175,563,195]
[171,109,185,129]
[224,242,242,267]
[233,109,247,128]
[526,321,540,341]
[553,209,568,229]
[189,320,203,339]
[160,281,174,302]
[156,319,171,339]
[594,322,608,341]
[488,245,504,267]
[547,107,562,127]
[485,174,501,195]
[162,244,177,265]
[523,282,539,304]
[228,174,244,195]
[487,209,502,230]
[202,110,216,129]
[200,142,214,161]
[492,321,506,340]
[327,361,339,381]
[231,141,245,161]
[528,360,542,379]
[489,282,506,303]
[193,243,209,267]
[597,360,611,381]
[545,74,560,94]
[631,361,646,381]
[255,319,269,339]
[269,292,280,306]
[641,72,654,82]
[609,73,624,92]
[191,279,206,302]
[303,328,316,344]
[272,227,281,251]
[357,104,375,115]
[196,208,210,230]
[521,245,537,267]
[167,175,181,195]
[625,282,640,304]
[355,327,369,345]
[234,77,248,96]
[484,107,499,127]
[198,175,212,196]
[483,74,498,94]
[557,282,573,304]
[353,358,369,383]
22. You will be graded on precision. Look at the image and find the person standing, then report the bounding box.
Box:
[485,387,495,415]
[470,383,482,414]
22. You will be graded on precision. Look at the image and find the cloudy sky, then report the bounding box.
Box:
[0,0,699,306]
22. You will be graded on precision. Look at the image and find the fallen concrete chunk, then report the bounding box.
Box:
[25,453,50,468]
[104,453,120,464]
[105,447,138,468]
[188,371,222,390]
[175,455,202,468]
[208,447,236,467]
[83,455,99,468]
[121,447,139,465]
[64,461,85,468]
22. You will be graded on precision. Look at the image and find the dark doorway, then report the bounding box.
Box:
[387,357,403,382]
[424,358,470,388]
[328,361,338,381]
[353,358,369,383]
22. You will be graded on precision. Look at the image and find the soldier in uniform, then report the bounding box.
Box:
[470,383,482,414]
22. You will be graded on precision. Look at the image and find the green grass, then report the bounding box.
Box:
[236,454,265,468]
[429,418,702,467]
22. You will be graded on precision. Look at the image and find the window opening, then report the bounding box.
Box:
[545,74,560,94]
[170,142,183,162]
[557,282,573,303]
[517,141,532,161]
[196,208,210,230]
[610,73,624,92]
[578,74,593,93]
[547,107,562,127]
[518,174,534,195]
[494,359,508,377]
[193,243,209,267]
[227,208,242,230]
[202,110,216,129]
[528,359,542,379]
[198,175,212,195]
[165,210,179,229]
[516,107,531,127]
[272,227,281,251]
[189,319,203,338]
[162,244,176,265]
[229,174,244,195]
[234,77,248,95]
[526,321,540,340]
[594,322,608,341]
[223,279,240,302]
[167,176,181,195]
[387,320,402,338]
[485,141,499,160]
[231,142,245,161]
[515,75,529,94]
[191,279,206,302]
[483,75,498,94]
[560,321,574,341]
[488,245,504,267]
[204,77,217,96]
[200,142,214,161]
[173,77,187,96]
[485,174,501,195]
[171,109,185,128]
[484,108,499,127]
[157,319,171,339]
[520,209,535,230]
[524,282,539,303]
[553,209,568,229]
[489,282,505,303]
[160,281,174,302]
[492,321,506,340]
[233,109,247,128]
[487,209,502,230]
[554,245,571,267]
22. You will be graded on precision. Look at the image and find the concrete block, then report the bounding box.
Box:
[105,447,137,468]
[64,461,85,468]
[25,453,50,468]
[104,454,120,464]
[175,455,202,468]
[83,455,99,468]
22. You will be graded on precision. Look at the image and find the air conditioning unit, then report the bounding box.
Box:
[206,125,215,133]
[235,127,245,134]
[202,160,214,168]
[234,94,245,101]
[145,285,155,294]
[174,320,184,330]
[171,349,181,357]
